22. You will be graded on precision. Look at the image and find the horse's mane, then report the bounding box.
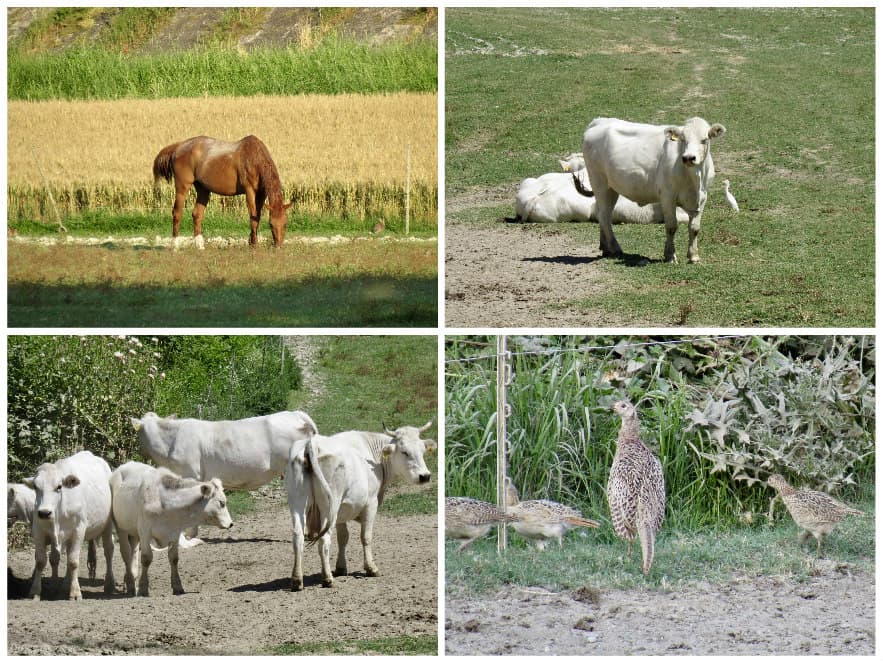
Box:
[241,135,284,209]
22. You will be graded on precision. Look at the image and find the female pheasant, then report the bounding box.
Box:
[445,497,516,552]
[767,474,864,556]
[504,477,600,549]
[608,399,666,575]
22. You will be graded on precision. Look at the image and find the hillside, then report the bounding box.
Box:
[7,7,437,53]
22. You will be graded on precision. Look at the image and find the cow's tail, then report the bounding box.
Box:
[304,437,333,544]
[152,142,178,191]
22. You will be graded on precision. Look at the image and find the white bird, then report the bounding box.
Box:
[724,179,740,212]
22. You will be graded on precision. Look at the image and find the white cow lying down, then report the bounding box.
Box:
[286,423,436,591]
[8,482,99,582]
[24,451,115,600]
[515,172,690,225]
[110,461,233,596]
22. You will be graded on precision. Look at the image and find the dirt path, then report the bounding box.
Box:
[283,335,324,413]
[445,572,875,655]
[445,221,616,327]
[7,499,437,655]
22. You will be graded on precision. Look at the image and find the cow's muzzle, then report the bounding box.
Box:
[418,473,431,484]
[682,155,697,165]
[37,509,53,520]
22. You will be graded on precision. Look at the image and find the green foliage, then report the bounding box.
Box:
[154,336,301,420]
[445,8,874,326]
[445,336,875,534]
[7,335,161,479]
[7,335,302,480]
[8,40,437,100]
[380,491,437,516]
[271,635,437,655]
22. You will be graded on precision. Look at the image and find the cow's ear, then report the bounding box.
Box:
[708,123,726,139]
[8,486,16,500]
[664,127,682,142]
[62,475,80,489]
[22,477,35,489]
[200,483,213,498]
[130,417,142,431]
[381,443,396,458]
[423,438,437,453]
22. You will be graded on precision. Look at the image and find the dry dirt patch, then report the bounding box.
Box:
[446,572,874,655]
[445,221,620,327]
[7,499,437,655]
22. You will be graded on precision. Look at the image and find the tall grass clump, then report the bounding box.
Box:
[445,335,875,534]
[8,40,437,100]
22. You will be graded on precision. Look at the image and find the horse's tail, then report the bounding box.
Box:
[152,142,179,185]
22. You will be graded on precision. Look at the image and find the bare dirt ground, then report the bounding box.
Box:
[445,219,614,328]
[7,492,437,655]
[445,571,875,655]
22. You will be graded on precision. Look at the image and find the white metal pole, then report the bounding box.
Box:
[496,335,509,552]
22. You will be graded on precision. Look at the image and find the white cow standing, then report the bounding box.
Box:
[8,482,100,582]
[131,410,318,490]
[23,451,115,600]
[576,116,726,263]
[110,461,233,596]
[286,422,436,591]
[515,172,690,225]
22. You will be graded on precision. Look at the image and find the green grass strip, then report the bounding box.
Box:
[271,634,437,655]
[9,40,437,100]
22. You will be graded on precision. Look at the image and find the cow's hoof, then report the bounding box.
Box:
[688,256,701,264]
[321,578,334,588]
[665,256,678,264]
[30,595,40,602]
[290,580,303,592]
[333,567,348,577]
[366,568,380,578]
[172,588,185,596]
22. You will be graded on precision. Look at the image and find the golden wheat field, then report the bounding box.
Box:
[8,93,437,187]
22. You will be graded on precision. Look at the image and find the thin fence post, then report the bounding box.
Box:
[496,335,510,552]
[405,143,411,235]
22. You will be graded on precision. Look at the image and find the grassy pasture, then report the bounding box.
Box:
[8,94,437,228]
[7,241,437,327]
[445,8,874,326]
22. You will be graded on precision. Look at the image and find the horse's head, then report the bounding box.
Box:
[269,202,292,247]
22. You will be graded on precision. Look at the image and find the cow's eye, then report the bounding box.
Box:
[219,500,226,508]
[55,484,62,492]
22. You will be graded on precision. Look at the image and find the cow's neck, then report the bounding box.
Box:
[364,433,392,505]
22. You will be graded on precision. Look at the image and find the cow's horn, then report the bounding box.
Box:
[382,421,395,436]
[418,420,434,433]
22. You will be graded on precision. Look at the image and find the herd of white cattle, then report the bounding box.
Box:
[514,116,734,264]
[7,410,436,600]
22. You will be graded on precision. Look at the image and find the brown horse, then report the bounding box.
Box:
[153,135,292,246]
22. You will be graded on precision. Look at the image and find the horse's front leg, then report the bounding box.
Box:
[192,184,211,238]
[246,188,261,246]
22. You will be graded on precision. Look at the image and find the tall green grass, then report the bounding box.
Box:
[8,40,437,100]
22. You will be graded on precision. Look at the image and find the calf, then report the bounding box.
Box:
[286,422,435,591]
[110,461,233,596]
[577,116,725,263]
[23,451,115,600]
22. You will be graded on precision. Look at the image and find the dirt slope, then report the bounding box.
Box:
[7,7,436,53]
[7,494,437,655]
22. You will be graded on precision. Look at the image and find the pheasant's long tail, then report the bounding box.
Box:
[565,516,601,529]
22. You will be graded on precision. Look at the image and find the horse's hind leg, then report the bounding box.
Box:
[193,184,211,237]
[172,180,192,238]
